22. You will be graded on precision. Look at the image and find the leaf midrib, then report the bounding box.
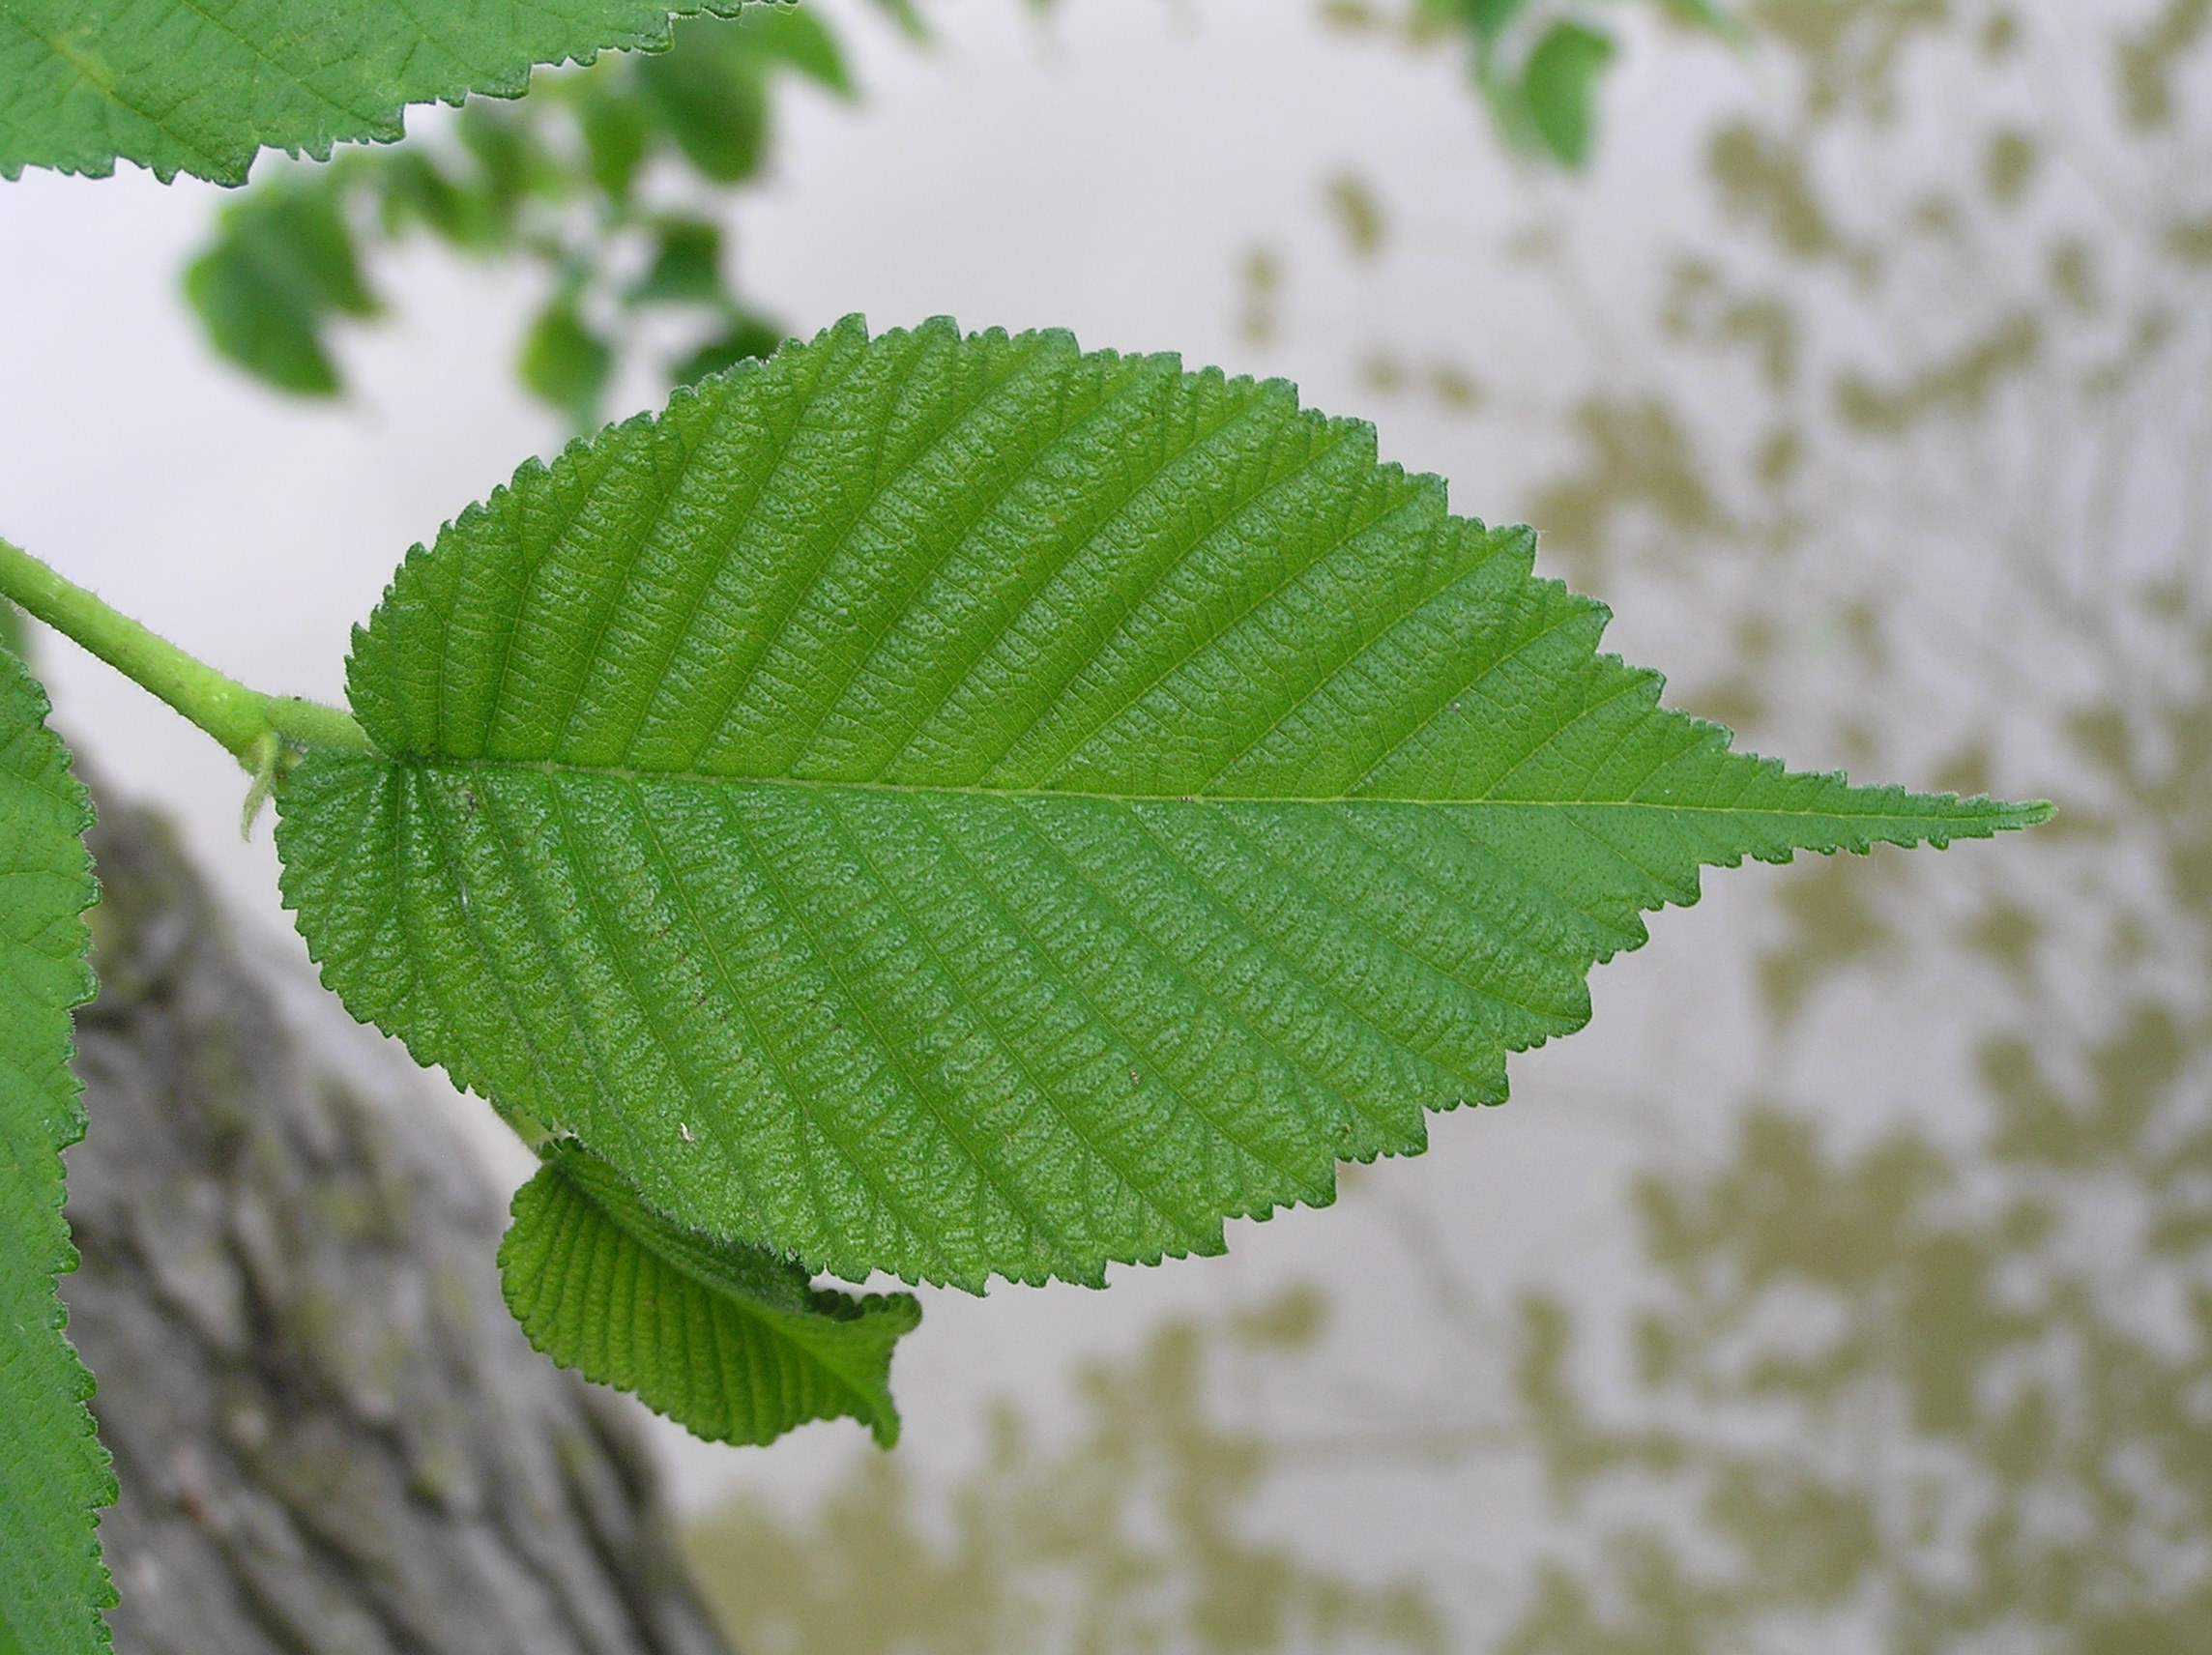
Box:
[379,751,2040,822]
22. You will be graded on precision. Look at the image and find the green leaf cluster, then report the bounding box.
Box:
[0,645,113,1655]
[184,183,381,394]
[275,316,2046,1299]
[184,7,851,421]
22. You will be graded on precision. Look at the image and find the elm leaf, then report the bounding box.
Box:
[500,1143,917,1447]
[275,316,2049,1292]
[0,644,113,1653]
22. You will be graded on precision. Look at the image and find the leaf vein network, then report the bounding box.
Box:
[728,778,1074,1282]
[1011,417,1364,785]
[680,329,1041,770]
[626,785,944,1280]
[825,791,1198,1270]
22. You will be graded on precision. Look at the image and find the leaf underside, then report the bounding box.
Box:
[501,1143,917,1446]
[276,315,2048,1291]
[0,0,745,186]
[0,645,112,1653]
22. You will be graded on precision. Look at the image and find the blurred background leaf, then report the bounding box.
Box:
[184,185,381,394]
[183,6,868,428]
[184,0,1724,427]
[1522,21,1615,167]
[1335,0,1735,166]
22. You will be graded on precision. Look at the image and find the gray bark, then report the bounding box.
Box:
[59,786,731,1655]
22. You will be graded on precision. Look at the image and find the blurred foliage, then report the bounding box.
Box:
[689,1288,1446,1655]
[1505,1027,2212,1648]
[183,4,883,426]
[1322,0,1738,167]
[181,0,1747,421]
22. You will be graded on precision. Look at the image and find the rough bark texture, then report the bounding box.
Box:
[58,786,732,1655]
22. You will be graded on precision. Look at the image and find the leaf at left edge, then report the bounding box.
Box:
[499,1143,920,1448]
[0,643,114,1654]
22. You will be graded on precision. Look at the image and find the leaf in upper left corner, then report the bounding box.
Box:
[0,0,751,187]
[500,1143,920,1447]
[0,644,113,1654]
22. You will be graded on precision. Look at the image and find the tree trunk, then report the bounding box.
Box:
[59,783,732,1655]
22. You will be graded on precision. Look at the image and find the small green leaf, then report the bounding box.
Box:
[578,86,654,201]
[866,0,929,43]
[458,102,559,211]
[183,184,379,396]
[629,218,725,306]
[0,0,757,188]
[501,1143,918,1446]
[1523,20,1615,167]
[518,300,613,420]
[638,7,851,183]
[1465,0,1530,46]
[276,317,2048,1292]
[0,644,113,1654]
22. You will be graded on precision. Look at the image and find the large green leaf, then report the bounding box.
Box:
[0,645,112,1653]
[0,0,748,186]
[276,316,2048,1291]
[501,1143,918,1446]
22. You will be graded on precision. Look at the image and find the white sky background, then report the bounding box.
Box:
[0,0,2061,1634]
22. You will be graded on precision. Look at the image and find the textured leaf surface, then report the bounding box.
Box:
[276,316,2048,1290]
[501,1143,917,1446]
[0,646,112,1653]
[0,0,744,186]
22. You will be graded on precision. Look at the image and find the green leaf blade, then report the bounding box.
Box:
[0,0,748,187]
[277,317,2047,1291]
[0,645,113,1655]
[500,1144,918,1447]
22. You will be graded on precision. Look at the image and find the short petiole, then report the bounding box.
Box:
[0,536,370,769]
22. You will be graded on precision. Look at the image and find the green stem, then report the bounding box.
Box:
[0,537,369,766]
